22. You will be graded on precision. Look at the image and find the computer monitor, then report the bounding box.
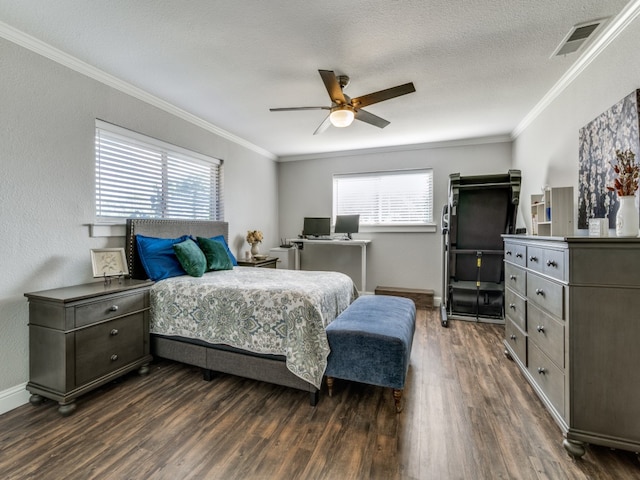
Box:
[334,214,360,239]
[303,217,331,238]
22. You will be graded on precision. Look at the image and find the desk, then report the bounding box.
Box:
[288,238,371,292]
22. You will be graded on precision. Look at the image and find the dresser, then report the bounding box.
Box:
[25,279,153,416]
[503,235,640,458]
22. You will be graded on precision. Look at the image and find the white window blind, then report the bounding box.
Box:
[333,169,433,225]
[95,120,223,221]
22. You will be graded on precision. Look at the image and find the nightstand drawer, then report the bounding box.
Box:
[527,273,564,319]
[75,314,145,385]
[528,303,564,369]
[75,291,147,327]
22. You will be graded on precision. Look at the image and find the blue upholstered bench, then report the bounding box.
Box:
[325,295,417,412]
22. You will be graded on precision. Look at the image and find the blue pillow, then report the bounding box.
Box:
[206,235,238,266]
[136,234,191,281]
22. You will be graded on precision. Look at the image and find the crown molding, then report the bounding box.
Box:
[0,20,277,160]
[512,0,640,138]
[277,134,513,162]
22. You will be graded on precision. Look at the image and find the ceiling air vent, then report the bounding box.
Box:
[552,19,606,57]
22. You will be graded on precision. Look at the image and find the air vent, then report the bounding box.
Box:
[552,19,606,57]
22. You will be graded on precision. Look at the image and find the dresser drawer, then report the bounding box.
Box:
[75,291,147,327]
[505,318,527,366]
[528,303,564,369]
[526,246,545,273]
[75,314,145,385]
[504,242,526,267]
[541,248,566,281]
[527,273,564,319]
[505,263,526,297]
[528,343,564,417]
[505,287,526,332]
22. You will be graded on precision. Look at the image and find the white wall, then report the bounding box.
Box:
[277,141,513,295]
[0,37,278,410]
[513,15,640,232]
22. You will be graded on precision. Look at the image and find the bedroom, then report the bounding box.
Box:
[1,1,640,478]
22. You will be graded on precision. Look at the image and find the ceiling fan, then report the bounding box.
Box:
[270,70,416,135]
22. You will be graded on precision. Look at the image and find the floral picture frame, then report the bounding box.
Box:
[578,89,640,229]
[90,248,129,278]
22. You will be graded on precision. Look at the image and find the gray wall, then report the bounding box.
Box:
[277,141,513,295]
[513,16,640,232]
[0,37,278,409]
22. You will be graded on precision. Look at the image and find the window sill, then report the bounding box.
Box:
[89,223,126,237]
[358,224,438,234]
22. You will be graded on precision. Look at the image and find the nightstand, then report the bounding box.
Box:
[237,257,278,268]
[24,279,154,416]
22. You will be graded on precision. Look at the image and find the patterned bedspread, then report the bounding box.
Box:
[150,267,358,389]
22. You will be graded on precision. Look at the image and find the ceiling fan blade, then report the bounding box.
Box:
[319,70,347,105]
[355,109,390,129]
[270,107,330,112]
[313,115,332,135]
[351,82,416,109]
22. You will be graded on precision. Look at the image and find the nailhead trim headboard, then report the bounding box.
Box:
[125,219,229,280]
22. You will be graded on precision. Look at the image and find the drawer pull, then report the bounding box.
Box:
[509,303,516,310]
[536,325,545,333]
[506,250,512,256]
[535,288,545,296]
[537,367,546,375]
[546,260,558,268]
[529,255,538,262]
[110,329,119,336]
[109,305,119,312]
[510,334,517,340]
[509,274,516,281]
[110,354,118,361]
[516,253,523,259]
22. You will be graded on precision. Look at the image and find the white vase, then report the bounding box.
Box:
[250,243,260,256]
[615,195,639,237]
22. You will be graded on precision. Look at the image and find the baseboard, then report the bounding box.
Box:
[0,383,30,415]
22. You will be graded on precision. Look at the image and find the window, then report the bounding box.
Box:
[95,120,223,222]
[333,169,434,230]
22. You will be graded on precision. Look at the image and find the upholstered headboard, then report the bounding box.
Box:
[125,219,229,280]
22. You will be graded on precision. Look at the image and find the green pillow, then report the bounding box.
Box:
[197,236,234,271]
[172,238,207,277]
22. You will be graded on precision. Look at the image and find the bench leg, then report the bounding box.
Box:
[326,377,334,397]
[393,389,403,413]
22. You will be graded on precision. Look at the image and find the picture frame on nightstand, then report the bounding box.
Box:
[90,248,129,277]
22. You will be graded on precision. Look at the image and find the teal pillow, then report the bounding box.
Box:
[197,236,234,271]
[172,238,207,277]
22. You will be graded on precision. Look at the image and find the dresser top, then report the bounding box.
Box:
[25,279,154,303]
[503,234,640,244]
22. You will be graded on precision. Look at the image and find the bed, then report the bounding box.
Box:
[125,218,357,405]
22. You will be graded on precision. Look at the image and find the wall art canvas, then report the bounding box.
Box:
[578,89,640,229]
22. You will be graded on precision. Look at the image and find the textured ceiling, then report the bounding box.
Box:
[0,1,632,158]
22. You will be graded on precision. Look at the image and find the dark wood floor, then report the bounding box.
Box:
[1,309,639,479]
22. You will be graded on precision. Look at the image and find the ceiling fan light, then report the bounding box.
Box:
[329,107,355,127]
